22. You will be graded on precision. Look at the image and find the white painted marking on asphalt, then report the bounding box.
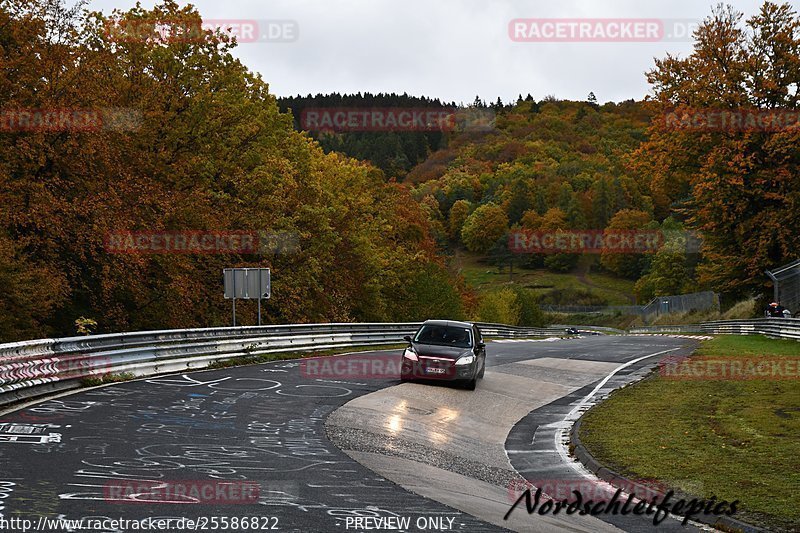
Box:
[555,347,681,432]
[498,337,563,343]
[531,425,542,445]
[507,449,559,454]
[542,346,716,530]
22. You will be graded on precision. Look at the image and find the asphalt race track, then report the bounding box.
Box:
[0,335,708,533]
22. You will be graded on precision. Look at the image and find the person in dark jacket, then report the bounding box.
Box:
[765,302,788,317]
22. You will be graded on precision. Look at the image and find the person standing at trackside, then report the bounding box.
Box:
[765,302,790,318]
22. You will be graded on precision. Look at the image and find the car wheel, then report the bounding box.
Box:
[478,363,485,379]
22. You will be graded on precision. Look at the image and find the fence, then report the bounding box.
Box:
[0,321,564,409]
[539,304,643,315]
[766,259,800,313]
[542,291,719,323]
[640,291,719,321]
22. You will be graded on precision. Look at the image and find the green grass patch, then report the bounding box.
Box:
[579,335,800,531]
[581,272,637,304]
[454,251,635,305]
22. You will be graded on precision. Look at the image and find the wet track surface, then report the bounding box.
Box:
[0,335,703,532]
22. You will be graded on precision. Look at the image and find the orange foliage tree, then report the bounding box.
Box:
[631,2,800,298]
[0,0,464,340]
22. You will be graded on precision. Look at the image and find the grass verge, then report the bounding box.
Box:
[81,372,136,387]
[579,335,800,532]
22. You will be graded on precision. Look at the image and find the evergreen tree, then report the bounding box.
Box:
[592,178,613,227]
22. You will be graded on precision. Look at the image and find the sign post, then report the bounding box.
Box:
[224,268,271,326]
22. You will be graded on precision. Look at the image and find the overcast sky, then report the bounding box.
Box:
[84,0,769,104]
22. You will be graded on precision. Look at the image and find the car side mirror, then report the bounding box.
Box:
[403,335,413,344]
[477,342,486,350]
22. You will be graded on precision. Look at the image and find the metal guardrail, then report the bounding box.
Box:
[0,321,564,409]
[628,325,706,334]
[0,323,420,409]
[630,318,800,340]
[701,318,800,340]
[6,317,791,410]
[474,322,568,338]
[551,324,625,335]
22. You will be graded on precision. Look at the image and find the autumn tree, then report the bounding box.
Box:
[632,1,800,298]
[635,247,692,302]
[520,210,543,230]
[448,199,471,242]
[461,203,509,253]
[0,0,467,340]
[0,234,68,341]
[539,208,580,272]
[599,209,655,279]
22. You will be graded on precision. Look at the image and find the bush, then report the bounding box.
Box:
[395,264,466,321]
[538,287,608,306]
[544,253,580,273]
[510,286,547,327]
[476,288,521,325]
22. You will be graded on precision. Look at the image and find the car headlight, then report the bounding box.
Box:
[455,355,475,366]
[403,348,418,361]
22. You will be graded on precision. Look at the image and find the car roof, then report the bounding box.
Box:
[421,319,475,328]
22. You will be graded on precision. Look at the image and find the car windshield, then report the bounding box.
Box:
[414,325,472,348]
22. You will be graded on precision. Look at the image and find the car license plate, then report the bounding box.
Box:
[425,367,446,374]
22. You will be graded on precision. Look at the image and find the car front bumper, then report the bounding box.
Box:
[401,357,476,381]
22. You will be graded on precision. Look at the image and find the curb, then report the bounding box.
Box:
[570,419,764,533]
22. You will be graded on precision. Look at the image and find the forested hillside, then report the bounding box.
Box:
[407,1,800,311]
[1,0,797,342]
[278,93,459,179]
[0,1,466,341]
